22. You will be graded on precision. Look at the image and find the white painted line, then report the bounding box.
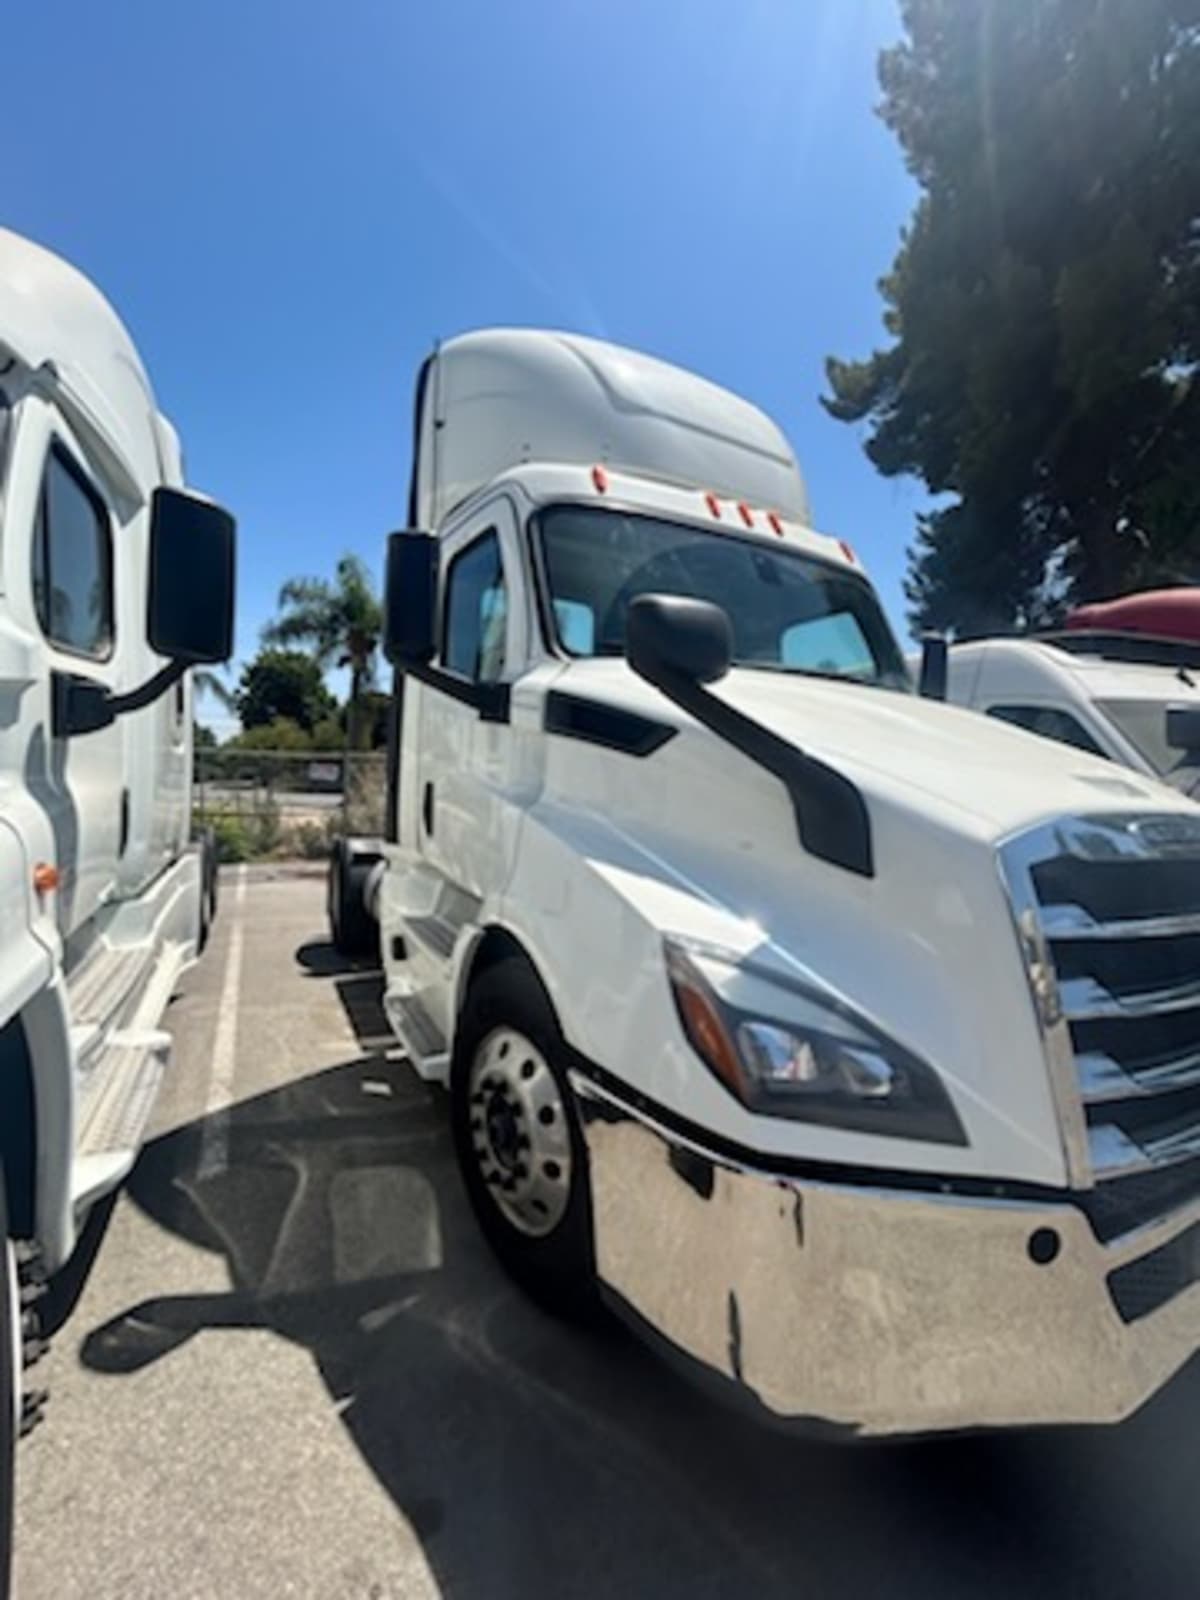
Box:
[197,864,247,1180]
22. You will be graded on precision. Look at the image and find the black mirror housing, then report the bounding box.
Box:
[626,594,732,688]
[52,672,114,737]
[1167,705,1200,752]
[384,531,438,666]
[148,487,236,664]
[918,633,948,700]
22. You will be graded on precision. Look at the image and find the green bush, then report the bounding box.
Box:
[309,718,344,752]
[207,814,252,863]
[289,819,336,859]
[226,717,313,752]
[248,797,283,857]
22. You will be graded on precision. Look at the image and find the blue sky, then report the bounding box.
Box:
[7,0,924,729]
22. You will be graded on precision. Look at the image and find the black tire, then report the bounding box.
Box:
[196,829,218,953]
[0,1172,16,1600]
[204,828,219,926]
[327,839,377,959]
[451,957,595,1317]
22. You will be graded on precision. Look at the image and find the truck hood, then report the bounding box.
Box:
[532,659,1198,1186]
[555,658,1184,840]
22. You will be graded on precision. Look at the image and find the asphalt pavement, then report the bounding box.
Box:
[14,865,1200,1598]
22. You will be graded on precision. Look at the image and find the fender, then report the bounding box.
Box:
[0,819,70,1264]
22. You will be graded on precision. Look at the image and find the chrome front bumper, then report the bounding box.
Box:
[573,1077,1200,1437]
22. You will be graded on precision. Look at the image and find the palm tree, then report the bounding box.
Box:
[194,669,235,712]
[262,554,382,749]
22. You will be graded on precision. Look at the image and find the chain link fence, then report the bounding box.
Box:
[193,748,388,861]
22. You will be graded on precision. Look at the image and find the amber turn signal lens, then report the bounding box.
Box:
[665,945,746,1099]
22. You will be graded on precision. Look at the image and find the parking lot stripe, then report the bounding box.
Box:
[197,864,247,1179]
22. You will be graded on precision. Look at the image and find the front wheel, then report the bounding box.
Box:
[451,958,596,1317]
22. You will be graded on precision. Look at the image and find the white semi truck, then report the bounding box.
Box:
[331,329,1200,1437]
[0,229,235,1586]
[939,631,1200,799]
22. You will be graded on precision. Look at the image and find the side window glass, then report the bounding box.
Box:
[34,447,114,659]
[987,703,1106,757]
[553,598,596,655]
[443,533,508,683]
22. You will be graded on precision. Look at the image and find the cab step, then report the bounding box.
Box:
[76,1031,170,1165]
[67,943,148,1027]
[384,989,449,1081]
[406,914,457,962]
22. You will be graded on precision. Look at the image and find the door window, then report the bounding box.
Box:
[986,703,1106,757]
[33,445,114,659]
[443,532,508,682]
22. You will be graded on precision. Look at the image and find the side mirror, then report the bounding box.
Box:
[52,672,114,737]
[1167,705,1200,752]
[384,530,437,666]
[148,488,236,663]
[626,594,732,688]
[918,633,948,700]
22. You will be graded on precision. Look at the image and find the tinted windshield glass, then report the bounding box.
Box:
[538,506,909,688]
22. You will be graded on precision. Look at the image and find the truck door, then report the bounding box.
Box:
[391,497,530,1036]
[417,498,529,900]
[27,425,125,941]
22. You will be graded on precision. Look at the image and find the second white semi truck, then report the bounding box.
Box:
[0,229,235,1593]
[332,329,1200,1437]
[938,629,1200,800]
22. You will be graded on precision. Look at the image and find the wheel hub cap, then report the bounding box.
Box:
[468,1027,572,1237]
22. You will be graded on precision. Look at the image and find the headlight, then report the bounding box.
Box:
[664,940,966,1146]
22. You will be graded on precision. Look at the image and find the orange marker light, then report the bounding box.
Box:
[737,501,754,528]
[767,512,784,537]
[839,539,857,564]
[591,465,609,494]
[33,862,59,895]
[705,492,722,519]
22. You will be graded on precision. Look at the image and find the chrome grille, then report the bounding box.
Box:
[1001,814,1200,1226]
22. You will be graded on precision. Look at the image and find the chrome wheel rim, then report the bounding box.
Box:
[468,1027,572,1237]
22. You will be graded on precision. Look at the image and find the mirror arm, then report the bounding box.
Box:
[57,659,188,737]
[108,659,187,718]
[633,663,874,879]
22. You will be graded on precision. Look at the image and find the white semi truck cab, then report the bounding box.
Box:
[941,633,1200,798]
[337,329,1200,1437]
[0,229,234,1582]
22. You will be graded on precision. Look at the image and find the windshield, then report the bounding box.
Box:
[537,506,910,689]
[1099,696,1200,796]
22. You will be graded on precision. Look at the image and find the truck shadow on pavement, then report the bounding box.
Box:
[79,945,1199,1599]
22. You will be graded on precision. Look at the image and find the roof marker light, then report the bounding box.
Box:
[767,511,784,537]
[839,539,857,564]
[592,465,609,494]
[705,492,722,519]
[737,501,754,528]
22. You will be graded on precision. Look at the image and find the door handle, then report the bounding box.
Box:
[422,781,434,836]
